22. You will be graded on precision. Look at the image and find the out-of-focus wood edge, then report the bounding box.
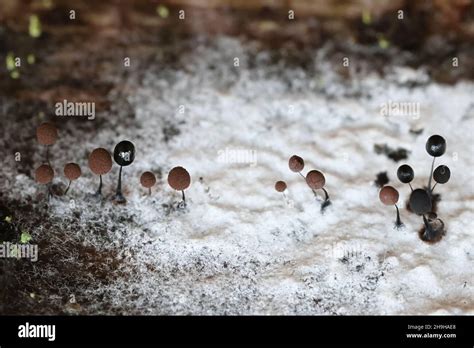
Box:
[164,0,406,19]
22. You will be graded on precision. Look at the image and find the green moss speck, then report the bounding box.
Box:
[6,52,15,71]
[29,14,42,38]
[156,5,169,19]
[362,10,372,25]
[27,54,36,64]
[20,231,32,244]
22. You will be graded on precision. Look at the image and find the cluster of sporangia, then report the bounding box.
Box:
[34,124,452,239]
[35,122,191,206]
[379,135,450,243]
[275,155,331,212]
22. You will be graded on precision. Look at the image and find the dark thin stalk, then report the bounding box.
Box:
[428,156,435,193]
[321,187,330,201]
[96,174,103,196]
[116,166,123,196]
[64,180,71,195]
[320,187,331,212]
[395,204,403,227]
[178,190,186,209]
[148,188,151,196]
[422,214,434,239]
[45,145,50,165]
[114,166,126,202]
[408,182,413,192]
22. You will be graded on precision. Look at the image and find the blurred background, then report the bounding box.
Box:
[1,0,472,180]
[1,0,473,83]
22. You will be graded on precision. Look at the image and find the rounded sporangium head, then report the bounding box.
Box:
[168,166,191,191]
[36,122,58,146]
[113,140,135,167]
[426,135,446,157]
[140,171,156,188]
[288,155,304,172]
[306,170,325,190]
[88,148,112,175]
[35,164,54,184]
[397,164,414,184]
[64,163,81,181]
[433,165,450,184]
[409,188,432,215]
[275,181,287,192]
[379,186,399,206]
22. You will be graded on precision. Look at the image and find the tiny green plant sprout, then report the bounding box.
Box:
[113,140,135,204]
[36,122,58,164]
[140,171,156,196]
[379,185,403,228]
[63,163,81,195]
[35,164,54,200]
[88,148,112,197]
[168,166,191,208]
